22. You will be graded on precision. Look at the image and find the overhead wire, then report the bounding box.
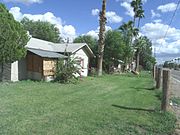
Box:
[155,0,180,62]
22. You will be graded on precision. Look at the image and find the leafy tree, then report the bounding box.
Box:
[136,36,156,70]
[73,35,98,68]
[73,35,98,55]
[104,30,125,73]
[119,21,139,68]
[0,4,29,81]
[97,0,107,76]
[21,17,62,43]
[163,61,169,68]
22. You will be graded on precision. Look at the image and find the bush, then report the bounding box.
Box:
[55,56,80,83]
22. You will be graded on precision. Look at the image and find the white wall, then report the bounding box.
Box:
[11,61,19,82]
[72,49,89,77]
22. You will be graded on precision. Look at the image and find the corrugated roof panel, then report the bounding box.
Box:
[28,48,67,58]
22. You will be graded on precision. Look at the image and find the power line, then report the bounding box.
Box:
[155,0,180,59]
[163,0,180,39]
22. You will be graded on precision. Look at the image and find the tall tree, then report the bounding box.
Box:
[21,17,62,43]
[0,4,29,81]
[97,0,107,76]
[131,0,145,72]
[119,21,139,69]
[134,36,156,71]
[131,0,144,28]
[104,30,125,73]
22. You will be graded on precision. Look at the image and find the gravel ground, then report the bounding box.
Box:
[170,77,180,135]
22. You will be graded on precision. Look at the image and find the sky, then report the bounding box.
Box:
[0,0,180,63]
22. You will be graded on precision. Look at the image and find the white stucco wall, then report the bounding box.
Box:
[11,61,19,82]
[72,49,89,77]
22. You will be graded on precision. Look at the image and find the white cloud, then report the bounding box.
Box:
[9,7,23,20]
[4,0,42,4]
[91,9,123,24]
[157,2,177,13]
[120,2,134,18]
[141,22,180,56]
[106,11,123,23]
[151,10,161,18]
[86,26,112,39]
[153,19,162,23]
[91,9,100,16]
[9,7,77,42]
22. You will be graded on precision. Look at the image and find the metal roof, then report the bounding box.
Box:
[26,38,94,57]
[28,48,67,58]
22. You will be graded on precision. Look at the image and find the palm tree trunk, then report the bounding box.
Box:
[135,49,140,72]
[137,17,141,29]
[97,0,106,76]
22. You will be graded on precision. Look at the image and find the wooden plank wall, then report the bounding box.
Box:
[27,52,43,74]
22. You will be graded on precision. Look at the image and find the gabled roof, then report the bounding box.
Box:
[28,48,67,59]
[26,38,94,57]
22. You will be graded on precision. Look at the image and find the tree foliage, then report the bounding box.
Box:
[136,36,156,70]
[21,17,62,43]
[119,21,139,65]
[104,30,125,72]
[0,4,29,80]
[55,56,80,83]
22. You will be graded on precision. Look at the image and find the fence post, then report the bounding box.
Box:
[161,69,171,112]
[156,68,162,89]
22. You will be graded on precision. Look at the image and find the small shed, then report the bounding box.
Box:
[26,48,66,81]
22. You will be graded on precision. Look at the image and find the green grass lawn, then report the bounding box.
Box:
[0,73,176,135]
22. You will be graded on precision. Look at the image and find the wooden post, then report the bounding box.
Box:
[156,68,162,89]
[161,69,171,111]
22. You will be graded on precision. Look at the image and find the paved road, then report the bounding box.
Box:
[171,70,180,81]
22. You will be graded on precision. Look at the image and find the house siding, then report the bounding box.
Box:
[73,48,89,77]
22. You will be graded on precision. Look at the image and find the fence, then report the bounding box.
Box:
[154,67,171,112]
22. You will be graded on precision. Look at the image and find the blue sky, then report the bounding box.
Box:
[0,0,180,63]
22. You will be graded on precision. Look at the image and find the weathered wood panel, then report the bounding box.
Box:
[27,52,43,74]
[43,59,56,76]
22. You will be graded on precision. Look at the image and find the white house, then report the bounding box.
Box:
[0,38,94,82]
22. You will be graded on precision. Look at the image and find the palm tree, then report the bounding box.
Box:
[134,36,146,72]
[97,0,107,76]
[131,0,145,72]
[131,0,144,28]
[119,21,139,69]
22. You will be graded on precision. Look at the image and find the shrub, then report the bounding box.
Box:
[55,56,80,83]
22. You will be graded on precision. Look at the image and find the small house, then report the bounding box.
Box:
[1,38,94,82]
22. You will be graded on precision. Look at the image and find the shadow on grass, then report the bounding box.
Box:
[130,86,156,91]
[112,104,155,112]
